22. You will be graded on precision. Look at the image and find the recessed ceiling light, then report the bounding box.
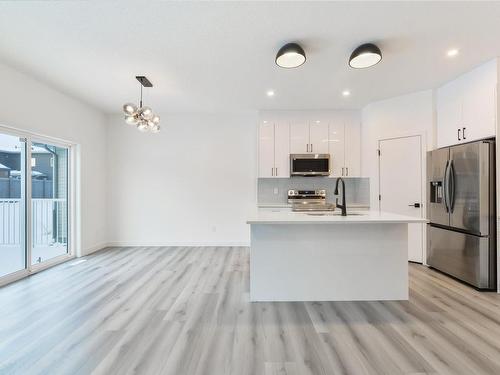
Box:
[276,43,306,69]
[342,90,351,97]
[349,43,382,69]
[315,120,321,123]
[267,90,275,97]
[263,120,268,124]
[447,49,459,57]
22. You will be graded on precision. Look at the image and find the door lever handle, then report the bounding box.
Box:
[408,203,421,208]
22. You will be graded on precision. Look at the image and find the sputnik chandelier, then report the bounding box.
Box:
[122,76,160,133]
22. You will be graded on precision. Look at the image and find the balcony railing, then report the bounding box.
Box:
[0,198,67,246]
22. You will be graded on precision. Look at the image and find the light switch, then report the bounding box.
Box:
[273,187,279,195]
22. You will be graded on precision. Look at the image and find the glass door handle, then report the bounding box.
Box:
[408,203,421,208]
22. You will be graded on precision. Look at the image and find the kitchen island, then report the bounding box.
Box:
[247,209,427,302]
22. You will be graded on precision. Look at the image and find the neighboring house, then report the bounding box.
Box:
[0,163,10,178]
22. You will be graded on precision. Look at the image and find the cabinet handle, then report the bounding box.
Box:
[462,127,466,140]
[271,167,274,176]
[458,128,461,141]
[275,167,278,176]
[311,143,313,153]
[346,167,349,176]
[342,167,344,176]
[306,144,309,152]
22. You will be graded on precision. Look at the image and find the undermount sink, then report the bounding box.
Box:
[305,212,366,216]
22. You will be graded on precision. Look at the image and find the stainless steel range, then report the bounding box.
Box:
[288,189,335,212]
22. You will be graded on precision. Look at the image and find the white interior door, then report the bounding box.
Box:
[379,135,424,263]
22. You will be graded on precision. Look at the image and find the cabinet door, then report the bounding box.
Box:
[309,121,329,154]
[290,122,309,153]
[258,121,274,177]
[437,78,463,147]
[274,122,290,177]
[328,121,345,177]
[345,116,361,177]
[462,61,497,142]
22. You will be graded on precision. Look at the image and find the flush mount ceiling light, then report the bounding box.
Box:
[275,43,306,68]
[122,76,160,133]
[342,90,351,97]
[349,43,382,69]
[266,90,275,97]
[447,48,459,57]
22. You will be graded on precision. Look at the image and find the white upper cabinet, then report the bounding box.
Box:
[328,112,361,177]
[258,121,275,178]
[309,121,329,154]
[437,59,497,148]
[274,122,290,177]
[290,121,309,153]
[345,114,361,177]
[258,111,362,178]
[290,120,328,154]
[328,117,345,177]
[258,120,290,178]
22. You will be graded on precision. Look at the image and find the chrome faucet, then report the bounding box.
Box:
[334,177,347,216]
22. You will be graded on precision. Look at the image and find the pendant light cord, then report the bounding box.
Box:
[139,83,143,108]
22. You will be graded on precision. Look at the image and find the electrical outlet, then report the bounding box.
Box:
[273,187,279,195]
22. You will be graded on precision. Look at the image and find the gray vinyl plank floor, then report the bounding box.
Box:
[1,246,500,375]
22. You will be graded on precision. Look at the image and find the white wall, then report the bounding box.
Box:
[106,112,257,246]
[361,90,435,208]
[0,62,107,255]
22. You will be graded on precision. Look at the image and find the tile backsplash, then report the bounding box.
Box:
[258,177,370,207]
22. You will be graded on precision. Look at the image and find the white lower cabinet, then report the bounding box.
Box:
[258,120,289,178]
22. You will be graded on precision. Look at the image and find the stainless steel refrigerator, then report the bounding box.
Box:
[427,139,496,289]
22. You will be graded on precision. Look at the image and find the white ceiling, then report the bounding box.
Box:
[1,1,500,114]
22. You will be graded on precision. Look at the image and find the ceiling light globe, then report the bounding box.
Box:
[151,115,160,125]
[139,106,153,120]
[123,103,138,115]
[151,124,160,133]
[137,121,149,132]
[125,114,139,125]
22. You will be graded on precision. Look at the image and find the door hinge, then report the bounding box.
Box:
[379,194,381,201]
[377,149,381,156]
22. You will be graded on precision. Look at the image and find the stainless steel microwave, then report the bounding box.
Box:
[290,154,330,176]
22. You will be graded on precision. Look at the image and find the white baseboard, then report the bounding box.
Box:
[105,241,250,248]
[82,242,110,256]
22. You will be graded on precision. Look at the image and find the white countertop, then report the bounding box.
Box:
[247,208,428,224]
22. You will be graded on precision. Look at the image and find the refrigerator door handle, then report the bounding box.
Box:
[443,160,450,213]
[448,160,456,212]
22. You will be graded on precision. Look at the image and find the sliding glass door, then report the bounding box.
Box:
[31,142,69,265]
[0,129,72,284]
[0,134,26,278]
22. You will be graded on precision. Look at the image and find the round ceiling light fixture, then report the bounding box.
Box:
[349,43,382,69]
[275,43,306,68]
